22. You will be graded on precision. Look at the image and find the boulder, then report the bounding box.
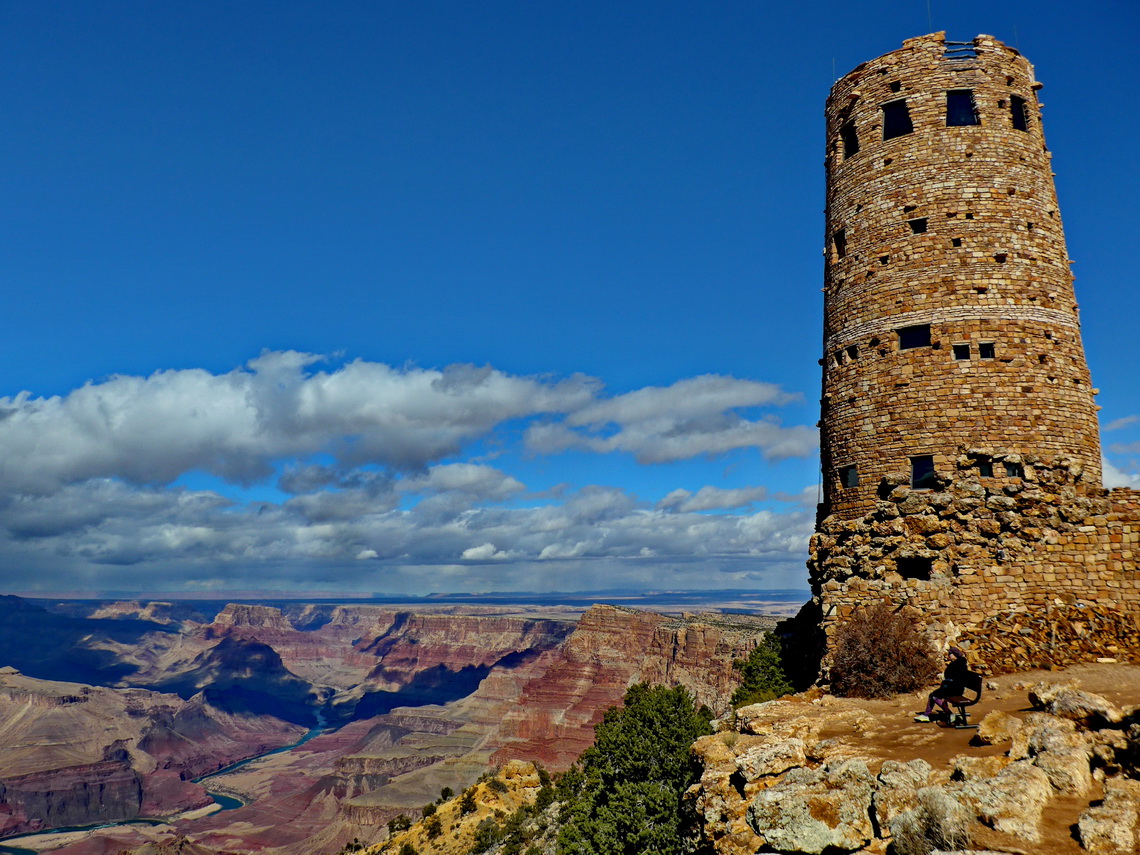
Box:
[973,710,1023,746]
[1024,714,1092,794]
[1031,685,1123,727]
[736,737,806,780]
[950,755,1011,782]
[747,761,874,854]
[958,761,1052,842]
[874,759,932,833]
[1077,777,1140,854]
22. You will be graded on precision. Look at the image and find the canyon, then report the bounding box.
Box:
[0,595,779,855]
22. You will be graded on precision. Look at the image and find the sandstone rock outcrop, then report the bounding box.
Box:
[687,675,1140,855]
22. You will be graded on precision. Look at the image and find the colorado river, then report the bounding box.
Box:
[0,709,330,854]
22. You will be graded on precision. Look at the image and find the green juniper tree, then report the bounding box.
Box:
[556,683,712,855]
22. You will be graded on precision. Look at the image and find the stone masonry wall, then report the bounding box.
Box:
[820,32,1101,519]
[808,451,1140,663]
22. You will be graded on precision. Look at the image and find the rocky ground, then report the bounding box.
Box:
[689,662,1140,855]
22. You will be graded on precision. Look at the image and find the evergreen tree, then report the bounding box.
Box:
[556,683,711,855]
[731,632,794,706]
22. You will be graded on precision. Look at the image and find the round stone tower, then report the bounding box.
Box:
[819,32,1102,520]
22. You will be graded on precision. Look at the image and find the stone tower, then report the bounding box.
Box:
[809,34,1140,667]
[819,32,1101,520]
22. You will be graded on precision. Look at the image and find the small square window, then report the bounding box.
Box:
[979,342,995,359]
[1004,461,1024,478]
[839,465,859,488]
[946,90,980,126]
[908,217,928,234]
[953,344,970,360]
[846,345,858,360]
[840,121,860,158]
[882,99,914,140]
[898,324,931,350]
[911,455,937,489]
[977,459,994,477]
[951,237,963,247]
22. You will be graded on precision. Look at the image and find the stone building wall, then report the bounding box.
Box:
[820,32,1101,520]
[810,33,1138,665]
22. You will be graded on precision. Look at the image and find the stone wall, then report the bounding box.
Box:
[808,451,1140,662]
[820,32,1101,519]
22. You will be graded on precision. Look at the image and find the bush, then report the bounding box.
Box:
[732,632,794,706]
[890,788,973,855]
[439,785,454,802]
[487,776,509,793]
[387,814,412,834]
[459,788,478,815]
[828,601,940,698]
[425,816,442,839]
[398,844,417,855]
[470,817,503,853]
[422,802,436,818]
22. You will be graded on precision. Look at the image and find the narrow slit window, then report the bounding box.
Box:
[839,465,859,488]
[882,99,914,140]
[946,89,980,126]
[910,455,937,490]
[953,344,971,360]
[833,228,847,259]
[840,121,860,158]
[979,342,995,359]
[1010,95,1029,131]
[833,350,844,366]
[908,217,928,234]
[1004,461,1024,478]
[898,324,931,350]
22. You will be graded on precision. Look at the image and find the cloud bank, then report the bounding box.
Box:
[0,353,817,594]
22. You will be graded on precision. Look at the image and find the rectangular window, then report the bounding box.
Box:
[977,459,994,477]
[1004,461,1024,478]
[946,90,980,126]
[833,350,844,367]
[840,121,860,158]
[839,465,859,488]
[911,455,937,489]
[833,228,847,259]
[1011,95,1029,131]
[898,324,931,350]
[882,99,914,140]
[908,217,928,234]
[979,342,996,359]
[953,344,970,360]
[896,556,933,581]
[846,344,858,361]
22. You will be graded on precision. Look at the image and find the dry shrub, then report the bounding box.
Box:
[828,601,940,698]
[890,788,973,855]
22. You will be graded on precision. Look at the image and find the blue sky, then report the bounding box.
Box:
[1,1,1137,596]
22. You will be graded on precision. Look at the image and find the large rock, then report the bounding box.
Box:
[957,761,1052,842]
[736,737,806,780]
[1024,713,1092,794]
[747,761,875,854]
[873,759,932,833]
[1028,681,1123,727]
[1078,777,1140,854]
[973,710,1023,746]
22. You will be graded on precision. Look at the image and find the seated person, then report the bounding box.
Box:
[914,646,969,722]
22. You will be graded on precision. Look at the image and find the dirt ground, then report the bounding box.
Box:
[804,662,1140,854]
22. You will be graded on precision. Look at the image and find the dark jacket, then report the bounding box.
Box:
[938,656,969,695]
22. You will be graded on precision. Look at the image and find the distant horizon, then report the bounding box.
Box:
[7,586,811,604]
